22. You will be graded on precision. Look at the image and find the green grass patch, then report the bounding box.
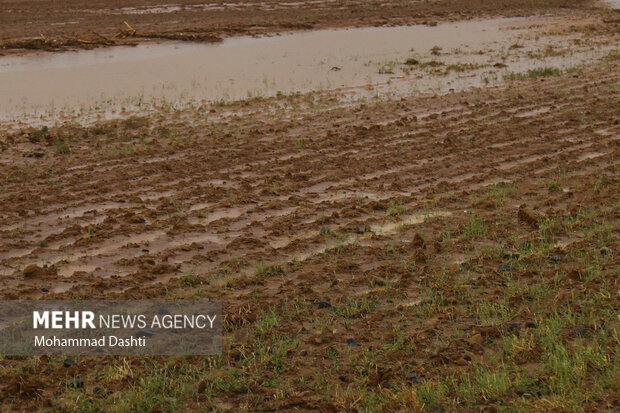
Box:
[504,67,562,81]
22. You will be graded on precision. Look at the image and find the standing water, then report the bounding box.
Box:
[0,16,612,122]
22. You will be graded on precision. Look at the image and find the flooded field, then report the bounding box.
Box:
[1,14,616,124]
[0,0,618,411]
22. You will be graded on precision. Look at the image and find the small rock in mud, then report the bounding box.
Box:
[497,263,513,272]
[320,226,331,235]
[25,150,45,158]
[330,66,341,71]
[404,58,419,66]
[63,358,75,368]
[67,377,84,388]
[346,338,360,347]
[600,246,612,256]
[41,287,49,293]
[507,323,520,333]
[316,300,332,309]
[135,328,155,338]
[405,372,419,383]
[493,62,508,68]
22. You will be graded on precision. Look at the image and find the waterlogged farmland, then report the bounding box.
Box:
[0,0,619,411]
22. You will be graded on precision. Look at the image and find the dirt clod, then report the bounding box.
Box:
[411,233,426,249]
[22,265,57,279]
[518,204,545,228]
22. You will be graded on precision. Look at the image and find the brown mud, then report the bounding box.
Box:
[0,1,618,412]
[0,0,611,54]
[0,53,619,413]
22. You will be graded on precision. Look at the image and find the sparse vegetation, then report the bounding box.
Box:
[504,67,562,80]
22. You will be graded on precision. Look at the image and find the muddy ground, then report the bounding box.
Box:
[0,0,611,53]
[0,0,619,412]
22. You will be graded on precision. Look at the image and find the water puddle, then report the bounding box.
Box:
[0,201,128,232]
[288,234,358,262]
[275,211,452,266]
[0,247,35,261]
[371,211,452,235]
[57,263,101,278]
[606,0,620,9]
[40,229,225,278]
[2,16,610,124]
[576,151,607,162]
[192,207,248,224]
[269,210,450,256]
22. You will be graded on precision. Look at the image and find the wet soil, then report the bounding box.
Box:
[0,0,608,54]
[0,49,619,412]
[1,56,617,297]
[0,2,618,412]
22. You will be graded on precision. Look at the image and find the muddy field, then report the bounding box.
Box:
[0,0,610,53]
[0,0,619,411]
